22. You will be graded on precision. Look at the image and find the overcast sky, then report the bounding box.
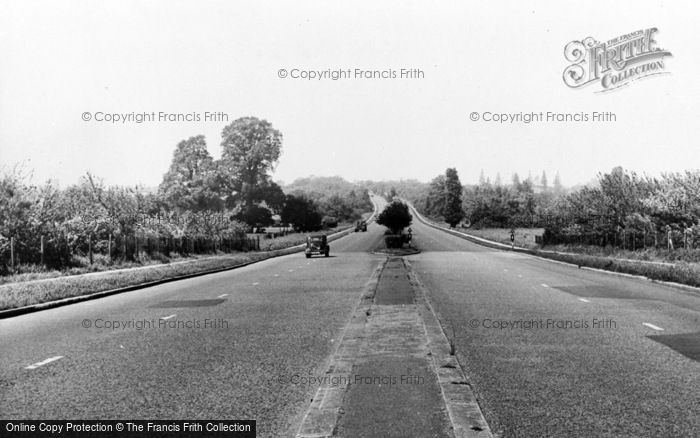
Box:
[1,0,697,188]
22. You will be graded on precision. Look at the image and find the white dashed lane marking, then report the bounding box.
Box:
[643,323,664,331]
[541,283,549,288]
[578,298,590,303]
[252,282,259,286]
[274,274,279,277]
[217,294,228,298]
[25,356,63,370]
[160,314,177,321]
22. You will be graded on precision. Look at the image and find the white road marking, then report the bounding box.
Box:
[252,282,259,286]
[503,269,508,272]
[578,298,590,303]
[541,283,549,288]
[643,323,664,331]
[217,294,228,298]
[274,274,279,277]
[517,274,522,278]
[160,314,177,321]
[25,356,63,370]
[288,269,294,272]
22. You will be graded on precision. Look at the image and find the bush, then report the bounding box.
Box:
[322,216,338,228]
[377,200,412,234]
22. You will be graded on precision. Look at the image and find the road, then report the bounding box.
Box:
[408,212,700,437]
[0,219,386,437]
[1,196,699,437]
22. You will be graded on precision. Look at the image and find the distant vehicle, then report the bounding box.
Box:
[305,234,330,258]
[355,220,367,232]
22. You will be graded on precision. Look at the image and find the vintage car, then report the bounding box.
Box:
[355,220,368,232]
[305,234,330,258]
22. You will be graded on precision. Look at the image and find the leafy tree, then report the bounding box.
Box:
[512,173,521,191]
[280,194,322,232]
[377,200,412,234]
[220,117,282,208]
[444,168,464,227]
[235,204,273,228]
[425,175,446,218]
[159,135,222,211]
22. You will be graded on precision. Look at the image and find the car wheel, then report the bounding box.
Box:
[306,254,311,258]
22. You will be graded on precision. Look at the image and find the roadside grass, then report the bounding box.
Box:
[0,252,219,286]
[541,251,700,288]
[462,227,700,288]
[459,227,543,249]
[0,225,355,311]
[0,253,271,311]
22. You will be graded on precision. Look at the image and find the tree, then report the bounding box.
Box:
[377,200,412,234]
[235,204,273,228]
[541,171,548,192]
[387,187,398,202]
[444,168,464,227]
[159,135,222,211]
[425,175,446,218]
[280,194,322,232]
[220,117,282,208]
[553,172,563,194]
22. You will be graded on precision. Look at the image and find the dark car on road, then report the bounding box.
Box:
[305,234,330,258]
[355,220,367,232]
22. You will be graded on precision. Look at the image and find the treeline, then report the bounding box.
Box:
[283,176,372,229]
[393,166,700,250]
[0,117,371,272]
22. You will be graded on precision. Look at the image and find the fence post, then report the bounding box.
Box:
[10,236,15,270]
[108,233,112,262]
[89,233,93,265]
[40,235,45,266]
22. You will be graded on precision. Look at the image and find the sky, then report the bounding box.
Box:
[1,0,698,188]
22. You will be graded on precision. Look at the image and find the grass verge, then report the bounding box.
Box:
[0,225,356,312]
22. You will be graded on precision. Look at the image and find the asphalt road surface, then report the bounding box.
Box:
[409,216,700,437]
[2,198,699,437]
[0,223,386,437]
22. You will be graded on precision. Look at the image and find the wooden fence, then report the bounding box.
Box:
[1,233,261,272]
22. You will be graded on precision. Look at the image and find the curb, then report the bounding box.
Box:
[408,204,700,296]
[0,219,365,320]
[405,258,494,438]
